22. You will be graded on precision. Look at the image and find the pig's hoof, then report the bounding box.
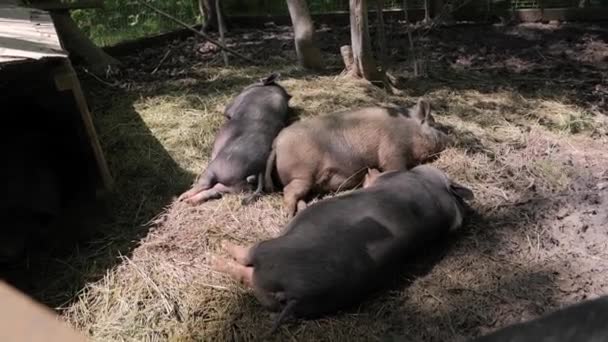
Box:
[178,185,205,202]
[208,255,222,271]
[296,200,307,213]
[286,210,295,218]
[184,198,198,206]
[177,190,194,202]
[219,240,231,252]
[241,193,260,206]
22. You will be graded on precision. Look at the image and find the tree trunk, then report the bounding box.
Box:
[424,0,430,22]
[402,0,418,77]
[50,11,119,74]
[286,0,323,70]
[215,0,228,65]
[199,0,228,33]
[349,0,380,80]
[375,0,387,73]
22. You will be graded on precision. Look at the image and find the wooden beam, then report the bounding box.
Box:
[53,58,114,194]
[29,0,104,11]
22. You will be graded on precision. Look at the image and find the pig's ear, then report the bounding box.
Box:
[223,98,237,119]
[223,109,234,119]
[449,181,474,201]
[413,99,432,125]
[261,73,280,85]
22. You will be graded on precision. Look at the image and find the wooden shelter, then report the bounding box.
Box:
[0,1,111,262]
[0,1,112,195]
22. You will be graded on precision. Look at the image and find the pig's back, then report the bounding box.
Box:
[275,108,403,170]
[284,173,453,239]
[227,85,290,121]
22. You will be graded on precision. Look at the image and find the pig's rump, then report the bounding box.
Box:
[250,225,380,317]
[209,120,281,183]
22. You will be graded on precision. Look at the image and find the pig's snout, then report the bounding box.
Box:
[441,131,456,148]
[432,122,455,148]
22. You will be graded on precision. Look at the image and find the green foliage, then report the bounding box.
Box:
[70,0,608,47]
[71,0,416,46]
[71,0,200,46]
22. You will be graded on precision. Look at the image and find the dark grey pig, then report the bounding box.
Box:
[470,295,608,342]
[264,99,452,217]
[178,73,291,205]
[210,165,474,331]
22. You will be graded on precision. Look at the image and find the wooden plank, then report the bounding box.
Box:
[29,0,105,11]
[0,281,88,342]
[513,7,608,20]
[0,3,68,63]
[53,58,114,193]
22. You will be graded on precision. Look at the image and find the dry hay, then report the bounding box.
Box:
[60,68,608,341]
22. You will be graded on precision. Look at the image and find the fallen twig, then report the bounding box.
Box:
[81,67,120,88]
[152,49,171,74]
[136,0,256,64]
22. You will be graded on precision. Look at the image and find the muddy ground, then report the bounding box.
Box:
[4,20,608,341]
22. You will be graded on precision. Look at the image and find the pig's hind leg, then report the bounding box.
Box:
[283,179,312,217]
[221,240,253,266]
[241,172,264,205]
[210,255,254,287]
[184,182,248,205]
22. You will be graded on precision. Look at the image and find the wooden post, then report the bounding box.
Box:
[349,0,381,80]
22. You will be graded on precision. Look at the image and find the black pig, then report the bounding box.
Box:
[179,73,291,205]
[210,165,474,331]
[470,295,608,342]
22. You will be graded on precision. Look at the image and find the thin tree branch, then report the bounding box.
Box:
[136,0,256,64]
[215,0,229,66]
